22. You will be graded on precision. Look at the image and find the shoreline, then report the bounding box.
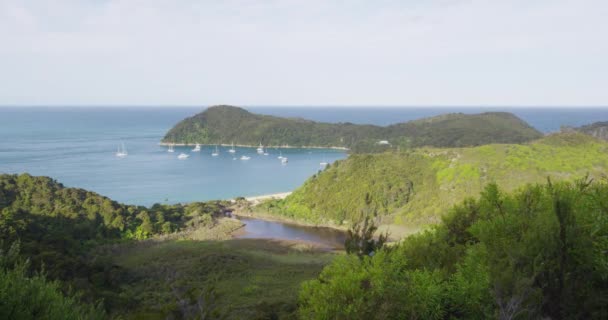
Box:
[231,210,349,232]
[242,192,292,205]
[159,142,349,151]
[230,193,420,240]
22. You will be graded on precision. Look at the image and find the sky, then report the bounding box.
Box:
[0,0,606,107]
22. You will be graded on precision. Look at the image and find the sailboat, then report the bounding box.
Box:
[277,150,284,160]
[281,157,288,164]
[167,144,175,153]
[320,155,328,167]
[228,142,236,153]
[177,153,189,159]
[256,143,264,154]
[240,155,251,160]
[115,142,128,158]
[192,144,201,152]
[211,145,219,157]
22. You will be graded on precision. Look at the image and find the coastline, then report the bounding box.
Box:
[242,192,292,205]
[229,192,421,240]
[159,142,349,151]
[230,193,350,232]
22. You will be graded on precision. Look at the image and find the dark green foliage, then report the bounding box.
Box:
[0,242,106,320]
[299,251,445,320]
[162,105,542,152]
[344,205,388,258]
[0,173,231,317]
[299,178,608,319]
[0,173,228,281]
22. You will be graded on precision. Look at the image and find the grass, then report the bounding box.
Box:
[107,238,338,319]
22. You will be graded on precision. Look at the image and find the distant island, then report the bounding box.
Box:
[162,105,543,152]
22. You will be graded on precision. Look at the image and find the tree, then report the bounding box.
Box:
[344,196,388,258]
[0,242,106,320]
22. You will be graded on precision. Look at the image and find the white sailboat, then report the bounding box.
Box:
[320,155,328,167]
[240,155,251,160]
[228,142,236,153]
[277,150,284,160]
[281,157,288,164]
[192,144,201,152]
[177,153,189,159]
[256,143,264,154]
[167,145,175,153]
[115,142,128,158]
[211,145,219,157]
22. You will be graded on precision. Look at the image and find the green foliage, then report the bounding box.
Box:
[162,105,542,152]
[0,242,106,320]
[344,215,388,258]
[299,178,608,319]
[0,173,231,316]
[263,132,608,228]
[261,152,421,225]
[299,251,445,320]
[0,173,229,278]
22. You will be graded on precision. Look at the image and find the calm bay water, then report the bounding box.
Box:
[1,106,607,206]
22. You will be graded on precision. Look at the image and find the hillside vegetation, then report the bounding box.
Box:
[0,173,243,316]
[576,121,608,141]
[105,239,336,319]
[0,174,233,278]
[299,178,608,319]
[0,174,336,319]
[260,132,608,229]
[162,105,542,152]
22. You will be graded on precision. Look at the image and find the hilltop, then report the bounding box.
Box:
[162,105,542,151]
[259,132,608,230]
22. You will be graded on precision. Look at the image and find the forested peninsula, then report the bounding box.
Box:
[162,105,542,152]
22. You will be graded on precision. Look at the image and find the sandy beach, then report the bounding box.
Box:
[242,192,292,205]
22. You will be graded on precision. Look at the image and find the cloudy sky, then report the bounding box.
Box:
[0,0,606,106]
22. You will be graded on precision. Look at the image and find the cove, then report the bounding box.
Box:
[233,217,346,249]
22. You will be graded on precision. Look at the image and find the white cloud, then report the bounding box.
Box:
[0,0,606,106]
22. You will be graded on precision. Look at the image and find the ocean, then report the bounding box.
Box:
[1,106,607,206]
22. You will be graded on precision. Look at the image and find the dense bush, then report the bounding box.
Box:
[0,174,228,279]
[299,178,608,319]
[0,242,106,320]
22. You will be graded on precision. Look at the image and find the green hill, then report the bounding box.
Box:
[576,121,608,140]
[298,179,608,319]
[162,105,542,151]
[260,132,608,229]
[0,173,230,280]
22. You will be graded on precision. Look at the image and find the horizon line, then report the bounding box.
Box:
[1,105,607,109]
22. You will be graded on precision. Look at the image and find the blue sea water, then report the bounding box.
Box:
[1,106,607,206]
